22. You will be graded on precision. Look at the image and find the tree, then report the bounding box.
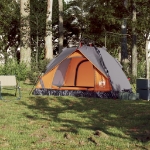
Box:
[131,2,137,77]
[127,0,150,78]
[80,0,150,77]
[145,39,149,79]
[30,0,47,63]
[121,0,128,64]
[65,0,88,40]
[45,0,53,59]
[58,0,64,53]
[0,0,20,63]
[20,0,31,66]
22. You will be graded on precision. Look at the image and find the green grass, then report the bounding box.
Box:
[0,82,150,150]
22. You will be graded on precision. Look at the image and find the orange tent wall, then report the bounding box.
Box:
[64,57,87,86]
[75,61,94,87]
[94,68,112,91]
[36,66,58,89]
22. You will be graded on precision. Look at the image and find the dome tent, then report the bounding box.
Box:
[32,44,131,98]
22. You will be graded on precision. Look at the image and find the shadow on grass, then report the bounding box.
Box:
[0,92,15,96]
[21,96,150,143]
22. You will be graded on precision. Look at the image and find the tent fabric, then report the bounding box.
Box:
[52,58,71,87]
[45,47,76,73]
[75,60,94,87]
[33,89,120,98]
[46,57,55,70]
[98,48,131,91]
[78,46,107,77]
[39,79,44,88]
[33,45,132,98]
[64,57,86,87]
[115,58,123,68]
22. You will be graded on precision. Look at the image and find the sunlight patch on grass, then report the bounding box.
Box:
[107,127,126,137]
[109,114,118,118]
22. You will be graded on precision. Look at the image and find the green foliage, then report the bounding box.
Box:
[52,0,59,25]
[122,59,146,84]
[63,0,82,40]
[28,59,51,84]
[123,61,146,84]
[0,59,28,81]
[0,0,20,55]
[137,60,146,78]
[129,74,137,84]
[122,62,130,76]
[0,0,149,80]
[30,0,47,60]
[64,0,149,66]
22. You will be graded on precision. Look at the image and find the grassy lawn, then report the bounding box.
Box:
[0,82,150,150]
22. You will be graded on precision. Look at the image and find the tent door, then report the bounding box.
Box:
[75,60,94,87]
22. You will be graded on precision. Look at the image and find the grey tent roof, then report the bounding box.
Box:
[46,58,56,70]
[115,58,123,68]
[98,47,131,91]
[45,47,77,73]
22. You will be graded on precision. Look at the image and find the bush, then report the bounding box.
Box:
[129,74,137,84]
[0,59,29,81]
[27,59,51,84]
[137,60,146,78]
[122,62,131,77]
[122,59,147,84]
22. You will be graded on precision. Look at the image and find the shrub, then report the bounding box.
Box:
[0,59,28,81]
[27,59,51,84]
[122,62,131,78]
[137,60,146,78]
[122,59,146,84]
[129,74,137,84]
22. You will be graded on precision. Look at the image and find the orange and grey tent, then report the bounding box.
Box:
[33,45,131,98]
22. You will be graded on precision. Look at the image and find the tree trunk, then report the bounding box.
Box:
[45,0,53,60]
[121,19,128,64]
[20,0,31,67]
[131,2,137,77]
[58,0,64,53]
[149,57,150,78]
[146,40,150,79]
